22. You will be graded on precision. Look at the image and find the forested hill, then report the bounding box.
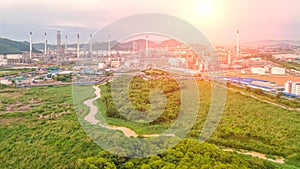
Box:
[0,37,39,54]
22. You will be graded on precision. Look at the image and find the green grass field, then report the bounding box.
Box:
[0,82,299,168]
[96,80,300,168]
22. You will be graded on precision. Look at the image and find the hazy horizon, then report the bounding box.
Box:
[0,0,299,46]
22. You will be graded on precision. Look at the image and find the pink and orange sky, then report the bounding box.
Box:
[0,0,299,46]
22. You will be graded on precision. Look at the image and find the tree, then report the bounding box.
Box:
[76,157,117,169]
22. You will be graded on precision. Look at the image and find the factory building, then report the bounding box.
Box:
[284,80,300,96]
[271,67,285,75]
[250,67,268,75]
[248,81,284,92]
[292,82,300,96]
[284,80,293,93]
[223,77,284,92]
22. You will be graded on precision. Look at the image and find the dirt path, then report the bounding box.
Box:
[223,148,285,164]
[83,86,175,137]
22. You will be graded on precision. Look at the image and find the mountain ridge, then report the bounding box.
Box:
[0,37,39,55]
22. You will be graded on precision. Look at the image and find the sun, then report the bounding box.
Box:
[181,0,225,26]
[197,0,214,18]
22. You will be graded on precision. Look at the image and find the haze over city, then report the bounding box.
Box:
[0,0,300,45]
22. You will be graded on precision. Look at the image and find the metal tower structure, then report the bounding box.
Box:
[57,30,62,54]
[65,35,68,55]
[89,34,93,55]
[77,33,80,58]
[44,32,47,55]
[236,30,239,60]
[29,32,32,60]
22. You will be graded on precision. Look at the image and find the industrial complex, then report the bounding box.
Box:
[0,30,300,98]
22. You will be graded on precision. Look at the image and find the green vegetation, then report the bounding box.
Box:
[1,84,270,168]
[96,84,170,134]
[0,37,39,54]
[97,78,300,168]
[102,76,181,124]
[0,75,299,168]
[77,139,275,169]
[0,85,103,168]
[54,74,73,82]
[0,68,35,77]
[228,82,300,108]
[0,84,12,89]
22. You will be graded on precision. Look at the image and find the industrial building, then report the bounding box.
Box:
[271,67,285,75]
[250,67,268,75]
[284,80,300,96]
[223,77,284,92]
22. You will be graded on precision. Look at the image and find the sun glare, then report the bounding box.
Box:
[197,0,213,17]
[181,0,226,26]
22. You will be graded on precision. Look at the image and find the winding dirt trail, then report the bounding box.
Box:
[223,149,285,164]
[83,86,175,137]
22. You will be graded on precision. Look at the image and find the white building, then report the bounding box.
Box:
[285,80,300,96]
[284,80,292,93]
[271,67,285,75]
[0,79,12,85]
[292,82,300,96]
[98,62,105,69]
[6,54,22,59]
[250,67,268,75]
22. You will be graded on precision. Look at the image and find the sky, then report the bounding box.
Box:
[0,0,299,46]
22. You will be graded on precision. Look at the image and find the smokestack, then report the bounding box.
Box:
[228,50,231,65]
[77,33,80,58]
[44,32,47,55]
[29,32,32,59]
[89,34,92,55]
[45,40,48,54]
[65,35,68,55]
[146,35,148,57]
[57,30,62,54]
[108,35,111,56]
[236,30,239,60]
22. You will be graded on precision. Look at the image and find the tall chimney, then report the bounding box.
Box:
[57,30,62,54]
[77,33,80,58]
[236,30,239,60]
[65,35,68,55]
[146,35,148,57]
[29,32,32,59]
[89,34,92,55]
[228,50,231,65]
[108,35,111,56]
[44,32,47,55]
